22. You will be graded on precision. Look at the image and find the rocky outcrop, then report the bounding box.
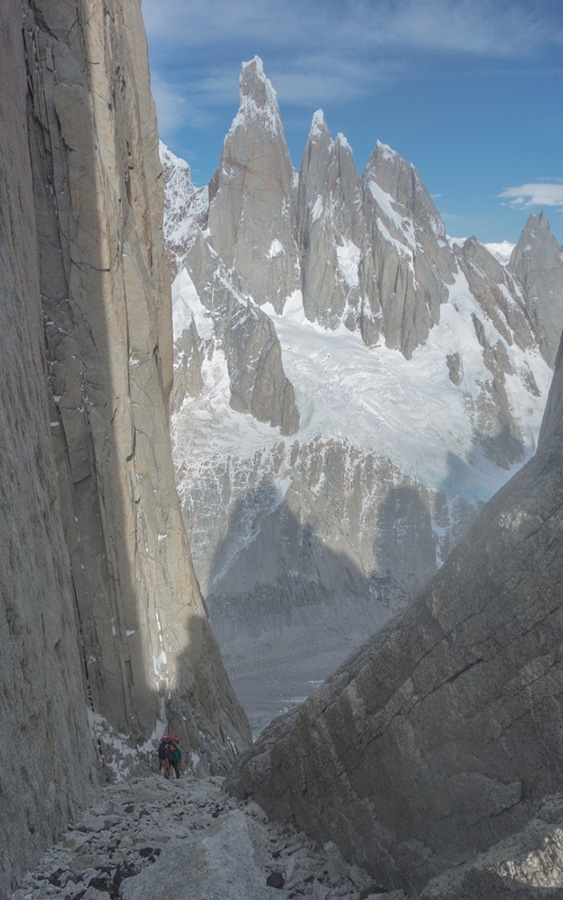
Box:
[1,0,250,894]
[508,210,563,366]
[160,140,208,278]
[207,56,299,313]
[177,232,300,434]
[358,142,457,357]
[227,338,563,895]
[296,111,364,328]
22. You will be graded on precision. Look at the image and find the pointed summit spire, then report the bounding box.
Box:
[309,109,329,140]
[230,55,282,136]
[510,211,563,366]
[207,58,298,313]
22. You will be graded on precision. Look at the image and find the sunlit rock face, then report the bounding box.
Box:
[207,56,300,314]
[163,58,561,685]
[357,141,457,358]
[508,210,563,367]
[0,0,249,893]
[227,335,563,896]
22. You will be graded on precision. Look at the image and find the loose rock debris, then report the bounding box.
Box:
[9,774,398,900]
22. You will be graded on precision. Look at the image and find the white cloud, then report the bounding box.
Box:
[497,183,563,210]
[141,0,563,130]
[142,0,562,58]
[150,72,216,135]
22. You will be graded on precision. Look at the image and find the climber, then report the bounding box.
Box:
[166,738,182,779]
[158,734,182,778]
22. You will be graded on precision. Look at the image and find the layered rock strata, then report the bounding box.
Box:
[1,0,250,893]
[227,337,563,895]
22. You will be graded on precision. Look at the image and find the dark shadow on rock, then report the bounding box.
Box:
[204,480,386,736]
[371,483,436,606]
[28,1,160,744]
[204,472,476,736]
[225,389,563,892]
[206,480,382,671]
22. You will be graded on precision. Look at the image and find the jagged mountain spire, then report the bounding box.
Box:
[207,57,299,313]
[297,108,363,326]
[232,55,283,135]
[359,141,457,357]
[508,211,563,366]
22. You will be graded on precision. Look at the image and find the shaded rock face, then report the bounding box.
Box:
[227,340,563,895]
[0,4,95,893]
[1,0,249,893]
[176,439,477,671]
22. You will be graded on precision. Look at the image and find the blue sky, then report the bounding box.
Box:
[141,0,563,245]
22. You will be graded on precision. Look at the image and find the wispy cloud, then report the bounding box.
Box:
[142,0,563,118]
[497,183,563,210]
[143,0,562,56]
[150,72,216,132]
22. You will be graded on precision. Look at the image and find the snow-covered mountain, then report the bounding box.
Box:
[161,57,563,686]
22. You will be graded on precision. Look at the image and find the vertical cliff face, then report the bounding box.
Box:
[508,210,563,367]
[359,142,457,357]
[1,0,250,893]
[296,111,363,328]
[0,2,96,894]
[207,56,299,313]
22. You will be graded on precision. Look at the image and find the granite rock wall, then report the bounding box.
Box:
[0,0,250,893]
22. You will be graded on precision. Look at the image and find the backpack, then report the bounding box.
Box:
[158,734,179,759]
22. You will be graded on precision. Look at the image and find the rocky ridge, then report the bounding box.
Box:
[163,58,562,687]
